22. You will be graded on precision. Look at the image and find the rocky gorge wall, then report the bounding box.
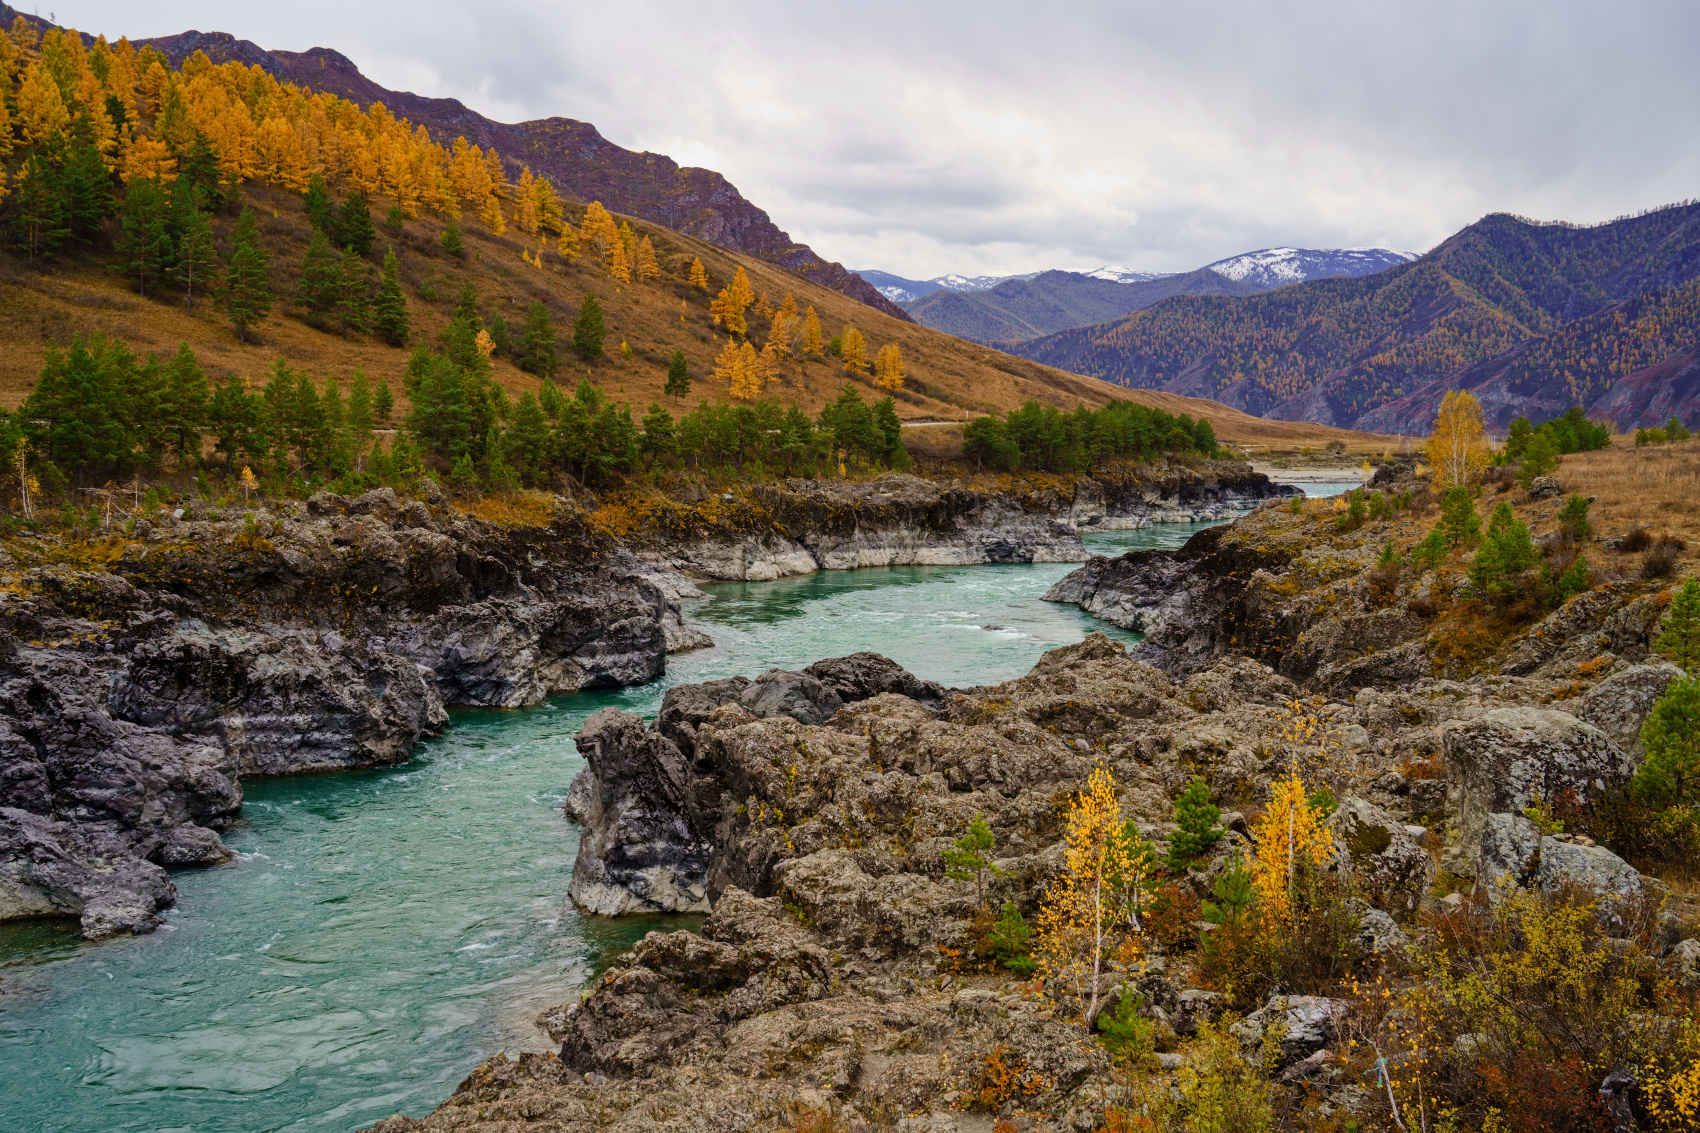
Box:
[0,486,707,940]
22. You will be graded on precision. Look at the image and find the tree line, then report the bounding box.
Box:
[960,398,1218,473]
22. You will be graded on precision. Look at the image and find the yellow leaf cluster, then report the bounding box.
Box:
[1426,388,1489,490]
[1035,764,1148,1027]
[875,343,905,392]
[1248,765,1333,920]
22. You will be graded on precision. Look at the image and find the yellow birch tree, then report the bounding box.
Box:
[1427,389,1489,490]
[1035,764,1151,1028]
[1248,765,1335,922]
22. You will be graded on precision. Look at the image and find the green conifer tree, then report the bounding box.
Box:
[1165,778,1224,872]
[383,203,405,236]
[222,207,272,343]
[640,403,676,466]
[178,133,225,210]
[518,300,559,377]
[664,349,690,401]
[13,154,68,258]
[373,376,395,425]
[573,293,605,361]
[61,135,114,243]
[303,174,334,236]
[1656,578,1700,673]
[1631,677,1700,803]
[1558,494,1592,540]
[440,220,464,258]
[943,814,1004,907]
[336,193,375,256]
[296,229,341,318]
[504,391,552,485]
[454,285,481,331]
[1515,431,1559,488]
[346,369,374,456]
[334,247,371,338]
[369,247,410,346]
[988,901,1036,975]
[159,342,209,469]
[173,203,219,313]
[115,178,173,297]
[1440,486,1481,549]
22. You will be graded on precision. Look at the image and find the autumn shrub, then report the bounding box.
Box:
[782,1101,846,1133]
[1147,883,1202,951]
[1622,525,1655,553]
[964,1044,1046,1112]
[1643,541,1682,580]
[1380,888,1693,1133]
[1174,1020,1273,1133]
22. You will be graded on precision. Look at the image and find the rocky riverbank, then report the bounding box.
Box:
[369,460,1700,1133]
[619,459,1285,581]
[0,485,707,940]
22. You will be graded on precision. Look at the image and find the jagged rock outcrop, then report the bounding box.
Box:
[1326,795,1435,917]
[1,488,707,938]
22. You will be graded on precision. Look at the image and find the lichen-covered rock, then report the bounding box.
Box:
[1476,812,1644,916]
[1230,995,1351,1067]
[1572,661,1686,758]
[1439,707,1632,876]
[1326,796,1435,917]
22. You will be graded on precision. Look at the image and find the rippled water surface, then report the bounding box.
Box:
[0,521,1220,1133]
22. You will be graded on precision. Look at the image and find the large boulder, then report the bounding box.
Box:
[1440,707,1632,876]
[1572,661,1686,758]
[736,669,844,726]
[1230,995,1351,1068]
[804,653,945,705]
[0,807,176,938]
[1476,812,1644,918]
[1325,796,1435,918]
[567,709,712,916]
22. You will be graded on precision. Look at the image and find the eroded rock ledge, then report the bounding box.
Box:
[630,461,1285,581]
[0,487,704,940]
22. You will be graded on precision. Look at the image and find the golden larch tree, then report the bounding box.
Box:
[1035,764,1151,1028]
[556,224,580,263]
[515,166,539,234]
[840,324,868,374]
[756,341,784,390]
[712,338,744,387]
[874,343,906,392]
[731,341,765,400]
[16,62,70,146]
[479,193,505,235]
[635,235,661,282]
[1427,388,1489,490]
[688,257,709,290]
[801,306,824,356]
[531,176,563,234]
[729,266,755,312]
[710,286,748,337]
[608,236,632,283]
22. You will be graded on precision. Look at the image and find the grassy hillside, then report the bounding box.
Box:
[0,182,1392,456]
[1014,205,1700,431]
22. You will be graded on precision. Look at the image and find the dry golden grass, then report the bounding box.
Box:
[0,182,1392,454]
[450,490,559,527]
[1544,435,1700,580]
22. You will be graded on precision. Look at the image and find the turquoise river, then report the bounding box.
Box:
[0,487,1352,1133]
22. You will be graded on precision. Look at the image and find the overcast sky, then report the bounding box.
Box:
[54,0,1700,279]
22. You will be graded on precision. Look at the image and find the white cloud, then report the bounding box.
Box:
[58,0,1700,278]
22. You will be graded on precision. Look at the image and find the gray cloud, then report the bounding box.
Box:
[60,0,1700,277]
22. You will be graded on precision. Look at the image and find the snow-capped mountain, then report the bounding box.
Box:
[852,269,1039,304]
[1204,247,1418,289]
[1082,266,1174,284]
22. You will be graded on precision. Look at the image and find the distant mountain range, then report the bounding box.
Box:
[882,248,1416,345]
[117,26,911,322]
[1010,207,1700,432]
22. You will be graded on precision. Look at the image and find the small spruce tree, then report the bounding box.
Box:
[173,203,219,313]
[664,349,691,401]
[222,207,273,343]
[1656,578,1700,672]
[943,814,1004,907]
[372,377,395,425]
[336,193,375,256]
[1558,494,1592,540]
[303,174,334,235]
[1515,431,1559,488]
[1440,485,1481,549]
[1165,778,1224,872]
[518,300,559,377]
[440,220,464,258]
[370,247,410,346]
[573,293,605,361]
[1632,676,1700,803]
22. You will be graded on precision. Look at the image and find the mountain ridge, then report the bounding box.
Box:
[1013,205,1700,432]
[123,27,912,323]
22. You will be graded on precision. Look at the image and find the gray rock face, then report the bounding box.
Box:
[1476,812,1644,917]
[737,670,844,726]
[568,709,711,916]
[2,493,709,939]
[1230,995,1351,1067]
[1440,707,1632,876]
[1572,661,1685,758]
[1325,796,1435,917]
[1671,938,1700,986]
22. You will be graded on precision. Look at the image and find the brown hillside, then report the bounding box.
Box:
[0,182,1391,456]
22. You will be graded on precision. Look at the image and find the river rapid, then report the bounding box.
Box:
[0,491,1350,1133]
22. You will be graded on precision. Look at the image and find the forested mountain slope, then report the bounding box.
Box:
[1014,205,1700,431]
[0,11,909,322]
